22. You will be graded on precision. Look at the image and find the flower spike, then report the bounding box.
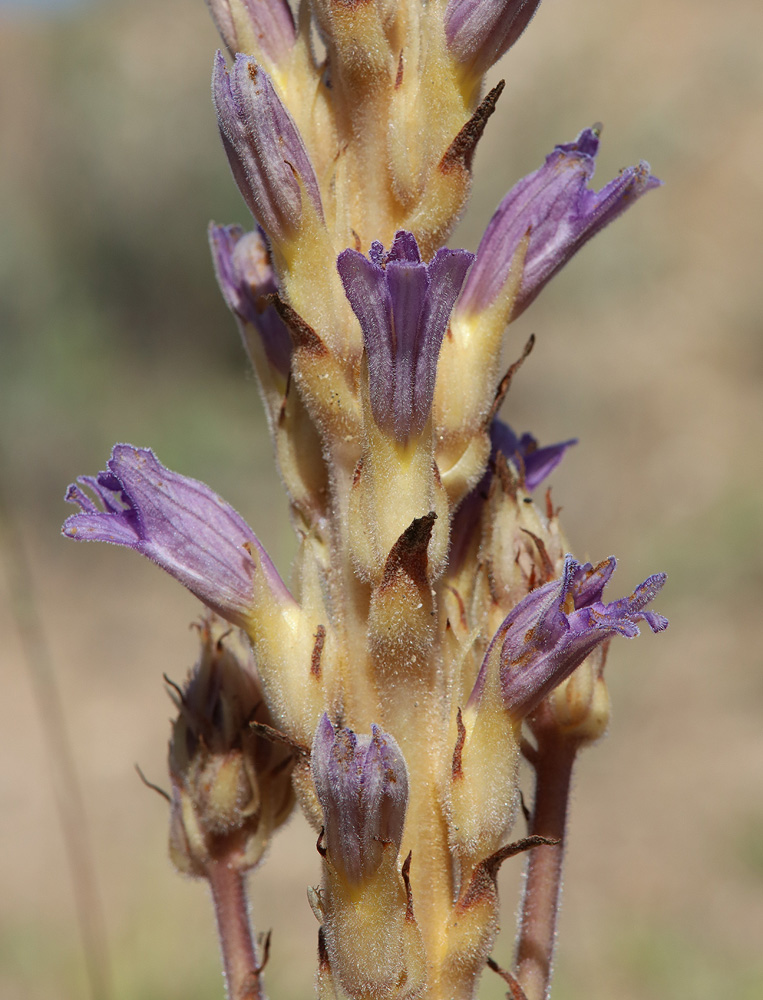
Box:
[471,555,667,720]
[63,0,671,993]
[457,126,661,321]
[63,444,293,628]
[337,231,473,442]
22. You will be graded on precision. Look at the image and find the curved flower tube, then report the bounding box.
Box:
[470,554,668,719]
[63,444,294,629]
[457,126,661,321]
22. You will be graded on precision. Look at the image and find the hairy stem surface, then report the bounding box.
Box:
[515,718,579,1000]
[208,860,264,1000]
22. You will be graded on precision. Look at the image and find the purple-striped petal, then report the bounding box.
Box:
[337,231,473,441]
[471,554,667,719]
[445,0,542,77]
[63,444,293,628]
[212,52,323,243]
[312,715,408,885]
[206,0,296,64]
[208,223,291,377]
[457,127,661,320]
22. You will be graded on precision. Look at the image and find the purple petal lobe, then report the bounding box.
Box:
[445,0,542,77]
[458,127,661,319]
[472,554,667,719]
[311,715,408,885]
[337,231,473,441]
[387,230,422,264]
[63,445,292,627]
[208,223,291,377]
[490,419,577,491]
[212,52,322,242]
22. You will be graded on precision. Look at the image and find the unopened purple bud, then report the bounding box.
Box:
[312,715,408,884]
[445,0,542,77]
[458,127,661,320]
[206,0,295,64]
[490,420,576,492]
[337,231,473,442]
[63,444,293,628]
[208,223,291,377]
[473,554,667,719]
[212,52,323,243]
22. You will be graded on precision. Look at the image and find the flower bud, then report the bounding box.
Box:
[212,52,323,247]
[311,716,426,1000]
[312,715,408,886]
[205,0,296,67]
[208,223,292,384]
[445,0,542,80]
[168,616,295,876]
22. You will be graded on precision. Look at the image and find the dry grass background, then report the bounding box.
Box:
[1,0,762,997]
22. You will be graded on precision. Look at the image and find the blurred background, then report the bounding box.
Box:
[1,0,762,997]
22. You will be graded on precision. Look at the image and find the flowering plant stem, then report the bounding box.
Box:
[207,859,265,1000]
[516,710,581,1000]
[62,1,668,994]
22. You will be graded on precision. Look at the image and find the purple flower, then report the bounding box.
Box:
[63,444,293,628]
[212,52,323,243]
[445,0,542,78]
[490,419,577,492]
[208,223,291,377]
[457,127,661,320]
[337,231,473,442]
[470,555,668,719]
[206,0,296,65]
[448,421,575,574]
[312,715,408,885]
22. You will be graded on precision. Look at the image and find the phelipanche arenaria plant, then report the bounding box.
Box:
[63,0,666,997]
